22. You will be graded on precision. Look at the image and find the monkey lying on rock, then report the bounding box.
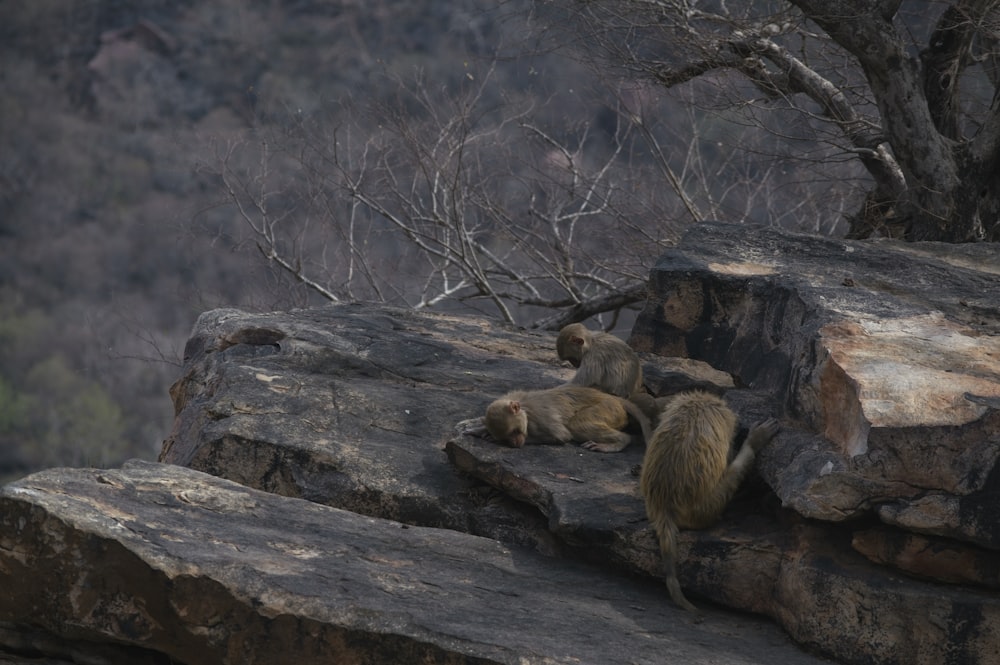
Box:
[556,323,658,421]
[640,390,779,615]
[456,385,652,452]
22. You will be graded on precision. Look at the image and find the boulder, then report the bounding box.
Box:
[445,417,1000,665]
[0,461,821,665]
[160,305,736,556]
[631,222,1000,549]
[161,305,566,554]
[4,224,1000,665]
[156,298,1000,664]
[852,527,1000,589]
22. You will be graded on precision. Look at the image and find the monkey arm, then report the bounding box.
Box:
[454,416,488,438]
[745,418,780,452]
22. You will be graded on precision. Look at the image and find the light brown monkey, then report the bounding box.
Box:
[556,323,657,420]
[640,390,779,614]
[481,385,652,452]
[557,323,642,396]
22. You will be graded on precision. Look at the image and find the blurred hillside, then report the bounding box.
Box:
[0,0,577,480]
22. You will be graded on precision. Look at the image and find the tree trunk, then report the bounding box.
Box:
[796,0,1000,242]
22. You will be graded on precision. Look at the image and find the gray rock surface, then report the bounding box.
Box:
[0,461,825,665]
[631,222,1000,548]
[3,223,999,665]
[161,305,568,553]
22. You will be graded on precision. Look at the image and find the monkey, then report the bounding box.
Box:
[556,323,657,420]
[557,323,642,396]
[639,390,779,615]
[467,385,652,452]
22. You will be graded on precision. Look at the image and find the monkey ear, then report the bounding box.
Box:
[572,335,585,346]
[508,401,521,414]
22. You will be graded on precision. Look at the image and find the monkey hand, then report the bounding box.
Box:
[747,418,780,452]
[454,417,488,438]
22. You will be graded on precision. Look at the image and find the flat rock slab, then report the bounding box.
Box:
[631,222,1000,548]
[161,304,570,551]
[153,301,1000,664]
[446,427,657,574]
[446,426,1000,665]
[444,391,775,578]
[161,304,732,553]
[0,461,828,665]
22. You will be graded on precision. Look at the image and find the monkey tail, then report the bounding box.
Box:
[653,516,700,614]
[620,397,653,444]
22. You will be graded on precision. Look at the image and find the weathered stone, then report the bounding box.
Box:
[764,518,1000,665]
[638,353,735,397]
[161,305,563,554]
[149,300,1000,664]
[446,432,1000,665]
[631,222,1000,548]
[160,305,731,554]
[0,461,825,665]
[443,391,773,578]
[852,527,1000,589]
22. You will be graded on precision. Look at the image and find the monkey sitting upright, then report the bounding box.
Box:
[640,390,779,615]
[459,385,652,452]
[556,323,657,420]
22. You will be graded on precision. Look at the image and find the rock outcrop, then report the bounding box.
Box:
[1,461,813,665]
[2,223,999,665]
[631,222,1000,547]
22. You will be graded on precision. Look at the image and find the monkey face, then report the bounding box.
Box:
[485,399,528,447]
[505,429,527,447]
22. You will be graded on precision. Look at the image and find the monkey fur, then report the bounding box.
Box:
[483,385,652,452]
[557,323,642,396]
[639,390,779,614]
[556,323,657,420]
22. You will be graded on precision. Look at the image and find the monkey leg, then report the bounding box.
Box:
[572,401,635,452]
[674,445,755,528]
[678,421,779,528]
[580,430,634,453]
[673,419,781,527]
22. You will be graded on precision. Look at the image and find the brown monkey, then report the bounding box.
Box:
[557,323,642,396]
[481,385,652,452]
[640,390,779,614]
[556,323,657,419]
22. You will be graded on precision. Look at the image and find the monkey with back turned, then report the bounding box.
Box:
[640,390,779,615]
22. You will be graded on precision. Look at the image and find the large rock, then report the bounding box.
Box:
[631,222,1000,550]
[0,461,822,665]
[154,300,1000,664]
[5,224,999,665]
[161,305,567,553]
[160,305,734,555]
[445,424,1000,665]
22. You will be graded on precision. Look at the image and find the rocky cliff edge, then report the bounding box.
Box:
[2,223,999,665]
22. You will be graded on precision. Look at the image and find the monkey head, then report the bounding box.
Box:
[484,398,528,447]
[556,323,589,368]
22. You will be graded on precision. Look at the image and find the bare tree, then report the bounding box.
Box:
[533,0,1000,241]
[210,66,686,329]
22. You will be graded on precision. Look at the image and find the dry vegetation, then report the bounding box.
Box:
[2,0,993,478]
